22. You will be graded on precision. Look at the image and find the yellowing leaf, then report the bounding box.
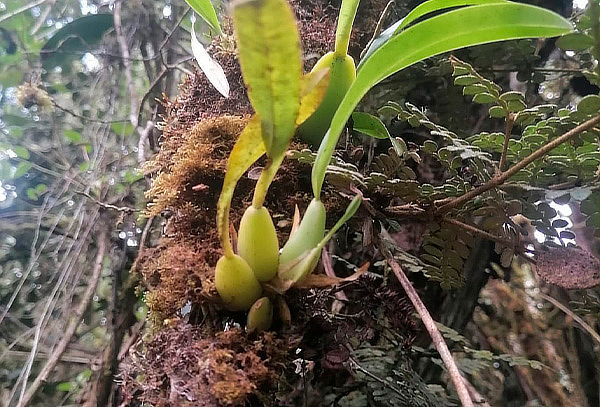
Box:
[232,0,302,158]
[296,69,330,126]
[216,116,265,255]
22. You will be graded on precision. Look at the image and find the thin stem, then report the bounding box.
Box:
[443,218,512,247]
[539,292,600,346]
[436,114,600,214]
[251,154,284,208]
[360,0,394,59]
[384,254,474,407]
[0,0,47,24]
[498,112,515,172]
[334,0,361,57]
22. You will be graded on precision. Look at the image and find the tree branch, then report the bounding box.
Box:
[436,114,600,214]
[384,253,475,407]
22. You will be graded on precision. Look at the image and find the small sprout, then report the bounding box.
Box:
[215,254,263,311]
[237,205,279,282]
[278,246,321,283]
[279,198,326,265]
[246,297,274,333]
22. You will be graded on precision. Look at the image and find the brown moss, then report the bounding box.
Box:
[119,323,289,407]
[146,115,248,218]
[138,238,220,320]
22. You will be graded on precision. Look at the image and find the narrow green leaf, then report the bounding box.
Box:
[394,0,507,32]
[184,0,222,34]
[216,116,265,256]
[318,194,362,248]
[361,0,508,62]
[312,3,572,197]
[351,112,390,139]
[233,0,302,158]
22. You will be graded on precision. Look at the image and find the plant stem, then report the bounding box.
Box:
[334,0,361,57]
[443,218,512,247]
[538,292,600,346]
[498,112,515,172]
[385,255,475,407]
[435,114,600,214]
[251,154,284,208]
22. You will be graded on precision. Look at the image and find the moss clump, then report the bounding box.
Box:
[120,322,289,407]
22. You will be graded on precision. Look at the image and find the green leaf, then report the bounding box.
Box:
[556,32,594,51]
[184,0,222,34]
[472,92,496,104]
[362,0,509,62]
[577,95,600,115]
[351,112,390,139]
[216,116,266,255]
[312,3,572,197]
[232,0,302,158]
[110,123,134,136]
[64,129,82,144]
[12,146,29,159]
[454,75,480,86]
[13,161,32,178]
[56,382,77,392]
[394,0,507,33]
[41,14,114,71]
[489,105,506,118]
[318,194,362,249]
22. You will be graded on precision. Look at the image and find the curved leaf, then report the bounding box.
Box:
[232,0,302,158]
[184,0,222,34]
[190,18,229,97]
[351,112,389,139]
[395,0,506,32]
[312,3,573,197]
[216,116,265,256]
[361,0,507,63]
[41,14,113,70]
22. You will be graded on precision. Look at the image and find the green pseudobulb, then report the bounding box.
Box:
[215,254,262,311]
[297,52,356,146]
[237,206,279,282]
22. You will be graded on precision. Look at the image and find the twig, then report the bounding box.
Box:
[436,114,600,214]
[498,113,515,173]
[51,99,129,124]
[384,253,474,407]
[137,120,154,163]
[539,292,600,346]
[0,0,47,24]
[443,218,512,247]
[360,0,395,59]
[75,191,138,213]
[113,1,139,128]
[17,230,109,407]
